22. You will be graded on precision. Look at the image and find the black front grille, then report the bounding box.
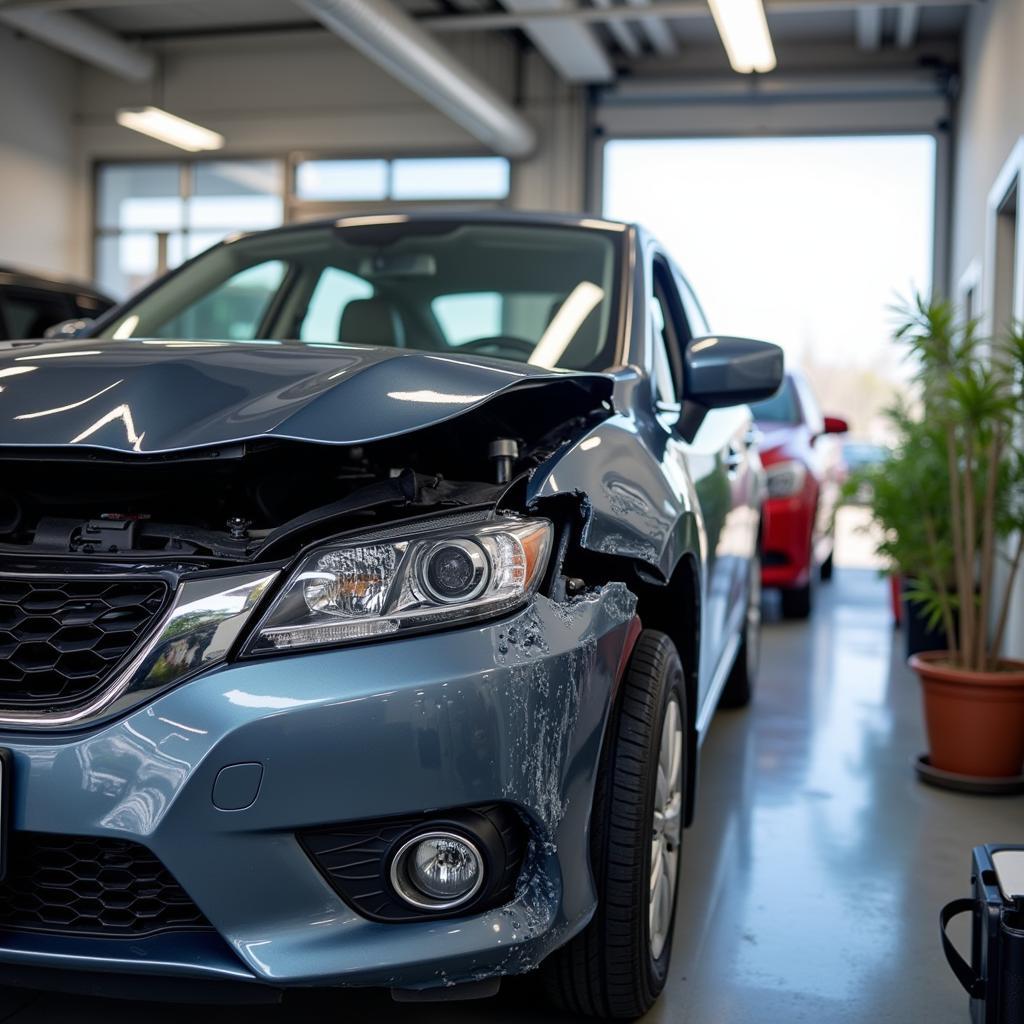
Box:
[0,577,167,712]
[0,832,213,938]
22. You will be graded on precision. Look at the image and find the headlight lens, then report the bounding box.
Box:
[248,516,552,653]
[765,460,808,499]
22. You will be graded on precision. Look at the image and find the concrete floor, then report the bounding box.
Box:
[3,566,1023,1022]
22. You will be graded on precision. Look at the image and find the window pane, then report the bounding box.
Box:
[98,164,183,231]
[296,159,388,201]
[96,233,161,300]
[749,377,799,424]
[1,289,72,339]
[300,267,374,343]
[185,231,230,259]
[188,160,283,230]
[151,260,287,340]
[391,157,509,200]
[102,223,619,371]
[432,292,502,345]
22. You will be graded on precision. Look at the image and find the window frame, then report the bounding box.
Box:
[648,251,691,417]
[286,149,512,222]
[92,149,515,297]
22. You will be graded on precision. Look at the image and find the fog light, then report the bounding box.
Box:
[390,831,484,911]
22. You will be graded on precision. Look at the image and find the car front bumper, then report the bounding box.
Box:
[0,584,637,997]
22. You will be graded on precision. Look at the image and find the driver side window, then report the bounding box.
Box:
[651,297,677,406]
[650,257,689,408]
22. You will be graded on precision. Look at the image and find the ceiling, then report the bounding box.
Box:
[0,0,970,60]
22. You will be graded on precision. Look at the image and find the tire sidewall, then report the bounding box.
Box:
[638,644,685,993]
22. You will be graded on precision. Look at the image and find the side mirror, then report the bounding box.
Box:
[823,415,849,435]
[685,335,784,406]
[678,335,784,442]
[43,317,94,340]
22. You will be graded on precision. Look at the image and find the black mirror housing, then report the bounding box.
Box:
[684,335,784,408]
[677,335,784,442]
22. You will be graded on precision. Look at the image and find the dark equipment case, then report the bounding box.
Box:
[942,845,1024,1024]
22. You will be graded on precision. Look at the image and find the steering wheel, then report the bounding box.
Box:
[456,335,537,360]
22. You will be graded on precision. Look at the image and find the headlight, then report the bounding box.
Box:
[247,516,552,653]
[765,460,808,499]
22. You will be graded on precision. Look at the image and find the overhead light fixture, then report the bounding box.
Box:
[115,106,224,152]
[707,0,777,73]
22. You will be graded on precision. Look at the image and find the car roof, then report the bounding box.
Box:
[221,209,636,246]
[0,266,113,301]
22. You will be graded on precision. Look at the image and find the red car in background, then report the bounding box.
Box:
[750,372,848,618]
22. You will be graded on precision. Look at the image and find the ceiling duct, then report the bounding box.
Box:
[0,7,154,80]
[294,0,537,158]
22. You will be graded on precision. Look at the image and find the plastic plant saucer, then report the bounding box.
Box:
[915,754,1024,795]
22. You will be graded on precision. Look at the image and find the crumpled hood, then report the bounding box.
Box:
[0,338,612,454]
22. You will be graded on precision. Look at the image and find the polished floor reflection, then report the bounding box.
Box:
[4,568,1022,1023]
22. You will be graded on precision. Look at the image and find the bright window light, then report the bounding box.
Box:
[707,0,777,74]
[116,107,225,152]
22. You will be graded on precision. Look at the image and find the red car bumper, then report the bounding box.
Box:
[761,494,815,589]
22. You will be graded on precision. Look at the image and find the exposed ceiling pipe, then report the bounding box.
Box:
[422,0,970,32]
[497,0,613,82]
[854,5,883,49]
[895,3,919,48]
[293,0,536,158]
[590,0,643,57]
[624,0,678,55]
[0,6,154,79]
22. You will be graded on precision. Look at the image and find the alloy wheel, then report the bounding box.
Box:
[649,694,683,960]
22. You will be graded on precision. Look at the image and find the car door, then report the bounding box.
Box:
[649,253,758,719]
[646,253,742,716]
[672,263,761,633]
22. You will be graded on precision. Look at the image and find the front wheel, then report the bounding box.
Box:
[543,630,686,1020]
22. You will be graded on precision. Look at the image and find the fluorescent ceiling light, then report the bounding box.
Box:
[116,106,224,152]
[707,0,777,73]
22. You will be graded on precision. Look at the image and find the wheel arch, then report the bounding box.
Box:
[628,550,702,828]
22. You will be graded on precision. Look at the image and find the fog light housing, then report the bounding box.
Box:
[390,831,484,911]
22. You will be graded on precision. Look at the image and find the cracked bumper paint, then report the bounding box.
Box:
[0,584,637,993]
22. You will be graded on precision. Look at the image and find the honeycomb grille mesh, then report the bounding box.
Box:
[0,577,167,712]
[0,832,213,938]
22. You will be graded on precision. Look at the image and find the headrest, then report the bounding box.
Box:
[339,297,405,347]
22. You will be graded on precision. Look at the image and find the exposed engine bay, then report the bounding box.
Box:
[0,385,610,564]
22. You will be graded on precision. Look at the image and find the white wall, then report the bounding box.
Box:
[950,0,1024,658]
[69,28,588,276]
[951,0,1024,288]
[0,25,77,276]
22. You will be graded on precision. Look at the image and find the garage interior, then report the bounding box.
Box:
[0,0,1023,1021]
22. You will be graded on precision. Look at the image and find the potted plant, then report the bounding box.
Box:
[858,297,1024,785]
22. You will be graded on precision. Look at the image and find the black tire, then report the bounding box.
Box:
[820,548,834,582]
[543,630,686,1020]
[780,580,812,619]
[720,551,761,709]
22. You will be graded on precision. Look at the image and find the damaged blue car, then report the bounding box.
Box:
[0,212,782,1018]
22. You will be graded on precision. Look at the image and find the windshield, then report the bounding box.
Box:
[749,376,800,424]
[100,220,621,372]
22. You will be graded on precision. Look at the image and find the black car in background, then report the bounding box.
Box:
[0,267,114,340]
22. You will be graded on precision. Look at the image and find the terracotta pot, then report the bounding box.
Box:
[911,652,1024,778]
